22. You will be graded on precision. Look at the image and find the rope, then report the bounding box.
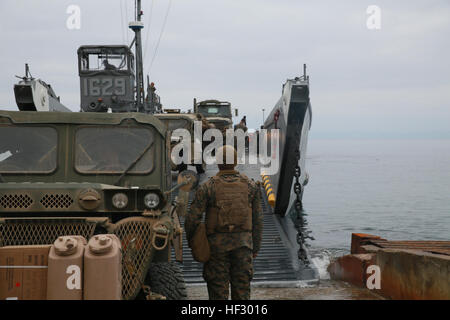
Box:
[146,0,172,75]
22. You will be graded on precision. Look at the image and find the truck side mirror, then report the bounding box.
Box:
[177,170,198,192]
[165,170,199,196]
[235,109,238,117]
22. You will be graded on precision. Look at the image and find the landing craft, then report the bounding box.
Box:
[2,0,317,297]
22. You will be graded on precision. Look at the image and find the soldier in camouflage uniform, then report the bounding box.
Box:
[185,145,263,300]
[234,116,249,153]
[234,116,248,132]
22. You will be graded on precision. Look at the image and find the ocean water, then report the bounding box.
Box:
[302,139,450,256]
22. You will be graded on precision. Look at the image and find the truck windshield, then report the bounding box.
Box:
[75,127,154,174]
[198,106,231,118]
[0,126,57,173]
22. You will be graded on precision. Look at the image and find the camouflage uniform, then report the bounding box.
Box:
[234,118,248,152]
[234,120,248,133]
[185,169,263,300]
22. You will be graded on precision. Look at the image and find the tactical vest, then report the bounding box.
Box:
[206,174,252,235]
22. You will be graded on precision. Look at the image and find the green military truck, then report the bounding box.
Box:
[193,99,236,133]
[0,110,195,300]
[0,1,199,300]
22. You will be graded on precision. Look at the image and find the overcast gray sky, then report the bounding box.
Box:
[0,0,449,138]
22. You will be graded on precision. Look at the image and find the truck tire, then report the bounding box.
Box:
[144,262,188,300]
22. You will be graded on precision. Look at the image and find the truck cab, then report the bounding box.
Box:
[194,99,234,132]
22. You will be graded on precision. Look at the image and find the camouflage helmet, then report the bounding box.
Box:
[216,145,237,170]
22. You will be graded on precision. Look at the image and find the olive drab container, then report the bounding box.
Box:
[47,236,87,300]
[83,234,122,300]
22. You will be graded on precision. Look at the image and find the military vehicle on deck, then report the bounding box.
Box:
[193,99,235,133]
[0,110,196,300]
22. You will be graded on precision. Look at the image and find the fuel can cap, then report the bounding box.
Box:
[54,236,79,256]
[89,235,113,254]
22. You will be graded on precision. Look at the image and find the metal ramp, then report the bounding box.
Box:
[252,195,299,282]
[172,166,299,284]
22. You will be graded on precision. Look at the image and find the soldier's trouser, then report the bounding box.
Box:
[203,247,253,300]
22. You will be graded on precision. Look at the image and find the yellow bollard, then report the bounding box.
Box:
[267,193,276,207]
[261,175,276,208]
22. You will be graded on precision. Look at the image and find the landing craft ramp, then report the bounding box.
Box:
[173,163,317,284]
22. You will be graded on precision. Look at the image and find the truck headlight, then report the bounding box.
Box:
[112,193,128,209]
[144,193,160,209]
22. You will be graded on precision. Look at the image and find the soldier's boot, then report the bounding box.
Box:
[206,282,229,300]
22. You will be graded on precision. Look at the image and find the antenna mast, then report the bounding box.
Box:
[129,0,145,111]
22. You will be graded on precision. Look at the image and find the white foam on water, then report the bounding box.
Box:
[310,250,332,280]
